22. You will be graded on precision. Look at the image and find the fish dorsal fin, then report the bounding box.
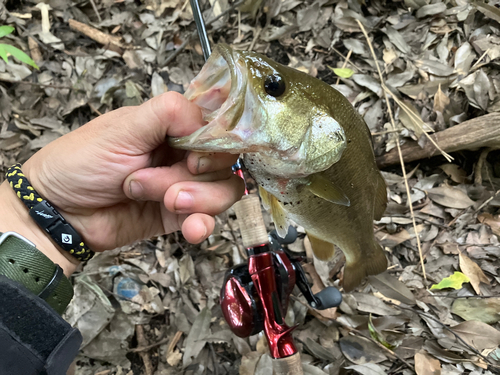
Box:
[306,232,336,261]
[307,174,350,207]
[258,186,289,238]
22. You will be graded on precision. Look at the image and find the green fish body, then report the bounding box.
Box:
[170,44,387,291]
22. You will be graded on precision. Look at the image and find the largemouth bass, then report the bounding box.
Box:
[170,44,387,291]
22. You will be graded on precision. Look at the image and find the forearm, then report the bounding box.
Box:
[0,180,79,276]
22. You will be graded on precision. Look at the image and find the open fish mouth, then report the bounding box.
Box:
[169,44,254,153]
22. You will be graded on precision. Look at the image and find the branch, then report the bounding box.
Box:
[377,113,500,168]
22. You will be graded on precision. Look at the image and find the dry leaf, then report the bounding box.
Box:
[415,351,441,375]
[339,336,387,364]
[368,272,416,305]
[451,298,500,324]
[459,253,489,295]
[478,213,500,237]
[182,307,211,367]
[449,321,500,351]
[427,186,475,209]
[439,164,467,184]
[434,85,450,113]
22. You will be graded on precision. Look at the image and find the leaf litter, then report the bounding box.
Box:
[0,0,500,374]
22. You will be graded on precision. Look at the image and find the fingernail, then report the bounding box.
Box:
[175,191,194,212]
[198,225,208,243]
[197,157,212,174]
[129,180,144,200]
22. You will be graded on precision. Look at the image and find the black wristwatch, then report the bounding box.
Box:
[0,231,73,314]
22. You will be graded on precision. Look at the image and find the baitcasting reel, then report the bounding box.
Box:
[220,229,342,356]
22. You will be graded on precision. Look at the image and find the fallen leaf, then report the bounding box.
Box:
[345,363,387,375]
[303,337,338,361]
[451,298,500,324]
[182,307,211,368]
[430,272,470,290]
[478,213,500,237]
[450,320,500,351]
[434,85,450,113]
[415,351,441,375]
[329,66,354,78]
[416,3,447,18]
[427,186,475,209]
[439,164,467,184]
[368,272,416,305]
[339,335,387,364]
[239,352,262,375]
[459,253,489,295]
[352,293,401,316]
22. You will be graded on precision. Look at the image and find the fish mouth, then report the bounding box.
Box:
[169,44,253,153]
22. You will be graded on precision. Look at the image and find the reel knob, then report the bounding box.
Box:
[311,286,342,310]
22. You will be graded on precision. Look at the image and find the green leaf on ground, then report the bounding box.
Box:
[430,272,470,290]
[328,66,355,78]
[0,43,39,69]
[0,25,14,38]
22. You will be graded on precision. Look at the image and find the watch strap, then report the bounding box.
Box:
[0,232,73,315]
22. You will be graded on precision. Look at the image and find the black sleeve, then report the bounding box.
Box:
[0,275,82,375]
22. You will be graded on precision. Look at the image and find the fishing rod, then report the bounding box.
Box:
[187,2,342,373]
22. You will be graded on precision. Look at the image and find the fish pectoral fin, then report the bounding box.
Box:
[260,186,289,238]
[258,185,271,210]
[307,174,350,207]
[269,193,289,239]
[306,232,336,261]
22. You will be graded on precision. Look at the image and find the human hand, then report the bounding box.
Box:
[2,92,244,270]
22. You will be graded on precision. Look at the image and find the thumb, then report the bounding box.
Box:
[117,91,204,154]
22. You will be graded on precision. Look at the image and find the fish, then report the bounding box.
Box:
[169,43,387,292]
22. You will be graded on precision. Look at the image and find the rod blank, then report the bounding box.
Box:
[190,0,211,60]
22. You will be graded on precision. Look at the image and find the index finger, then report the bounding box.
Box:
[111,92,206,155]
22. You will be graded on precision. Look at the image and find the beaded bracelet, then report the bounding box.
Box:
[6,164,94,261]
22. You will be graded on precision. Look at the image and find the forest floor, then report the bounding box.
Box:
[0,0,500,374]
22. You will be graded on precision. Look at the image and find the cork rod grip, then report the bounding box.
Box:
[232,194,269,248]
[273,353,303,375]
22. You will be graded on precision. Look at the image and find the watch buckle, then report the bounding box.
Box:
[0,232,36,248]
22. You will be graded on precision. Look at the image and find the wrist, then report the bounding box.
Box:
[0,180,79,276]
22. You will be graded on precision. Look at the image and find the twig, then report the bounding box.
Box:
[135,325,154,375]
[88,102,103,116]
[164,0,246,65]
[248,27,262,52]
[470,49,490,72]
[167,330,183,354]
[356,19,427,281]
[0,78,76,90]
[475,189,500,213]
[371,128,405,136]
[89,0,102,23]
[129,337,170,353]
[69,19,124,53]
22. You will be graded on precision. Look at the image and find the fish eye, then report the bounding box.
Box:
[264,74,286,97]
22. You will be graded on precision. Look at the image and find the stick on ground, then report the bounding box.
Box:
[377,113,500,168]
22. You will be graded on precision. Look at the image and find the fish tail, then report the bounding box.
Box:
[343,241,387,292]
